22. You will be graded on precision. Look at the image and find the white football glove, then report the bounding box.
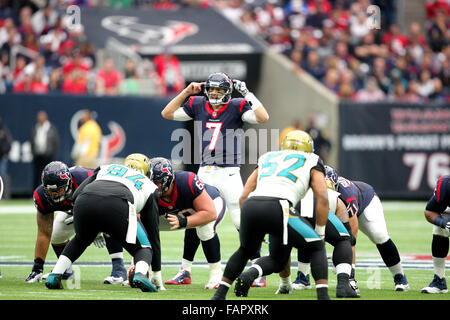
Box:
[24,270,43,283]
[93,232,106,248]
[63,216,74,225]
[232,79,249,96]
[445,221,450,233]
[275,283,293,294]
[150,270,166,291]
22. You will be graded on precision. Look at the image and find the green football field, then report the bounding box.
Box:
[0,199,448,301]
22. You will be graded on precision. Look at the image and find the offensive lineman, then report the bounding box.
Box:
[160,72,269,287]
[212,130,330,300]
[323,166,409,292]
[150,157,226,289]
[45,154,161,292]
[421,175,450,294]
[25,161,127,284]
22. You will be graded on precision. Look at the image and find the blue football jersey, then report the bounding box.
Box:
[158,170,222,217]
[182,96,252,167]
[336,177,376,218]
[426,175,450,214]
[33,166,94,215]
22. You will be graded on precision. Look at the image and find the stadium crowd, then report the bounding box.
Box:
[0,0,448,102]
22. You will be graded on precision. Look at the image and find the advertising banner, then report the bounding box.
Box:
[339,102,450,199]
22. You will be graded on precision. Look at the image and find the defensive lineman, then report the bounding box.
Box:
[421,175,450,294]
[212,130,330,300]
[45,154,161,292]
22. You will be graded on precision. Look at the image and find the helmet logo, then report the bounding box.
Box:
[60,173,70,180]
[161,167,170,174]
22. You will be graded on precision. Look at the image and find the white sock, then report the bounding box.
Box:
[181,258,193,272]
[433,257,446,279]
[52,255,72,274]
[110,252,123,260]
[135,261,149,276]
[209,262,222,277]
[280,276,291,286]
[335,263,352,276]
[298,262,310,275]
[388,262,404,277]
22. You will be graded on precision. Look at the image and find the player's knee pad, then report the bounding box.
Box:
[196,222,215,241]
[229,208,241,230]
[51,213,75,244]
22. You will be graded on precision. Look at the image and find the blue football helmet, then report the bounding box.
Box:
[204,72,233,106]
[324,165,339,191]
[151,157,174,193]
[42,161,72,203]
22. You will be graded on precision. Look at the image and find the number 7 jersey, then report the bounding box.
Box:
[250,150,322,205]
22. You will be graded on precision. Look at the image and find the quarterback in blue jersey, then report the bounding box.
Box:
[25,161,127,285]
[161,72,269,287]
[151,157,226,289]
[421,175,450,294]
[325,166,409,292]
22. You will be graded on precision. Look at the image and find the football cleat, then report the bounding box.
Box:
[151,271,166,291]
[104,275,126,285]
[25,270,43,283]
[349,268,360,294]
[275,283,293,294]
[132,272,158,292]
[205,270,222,289]
[394,273,410,291]
[421,275,448,294]
[165,270,191,285]
[251,276,266,288]
[45,273,63,289]
[292,271,312,290]
[336,274,360,298]
[234,272,255,297]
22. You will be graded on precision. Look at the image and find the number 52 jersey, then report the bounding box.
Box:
[250,150,323,205]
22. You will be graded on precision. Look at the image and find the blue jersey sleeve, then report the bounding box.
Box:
[426,175,450,214]
[337,177,360,217]
[182,96,199,119]
[237,98,252,116]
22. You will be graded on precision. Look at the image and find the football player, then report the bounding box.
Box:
[161,72,269,287]
[150,157,226,289]
[421,175,450,294]
[275,180,359,298]
[45,154,161,292]
[324,165,409,292]
[25,161,127,284]
[212,130,330,300]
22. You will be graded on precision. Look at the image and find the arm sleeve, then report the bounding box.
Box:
[173,108,194,121]
[241,110,259,124]
[141,192,161,272]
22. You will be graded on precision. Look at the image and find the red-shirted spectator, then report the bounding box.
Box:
[62,69,88,95]
[95,58,123,95]
[62,53,90,77]
[153,48,184,96]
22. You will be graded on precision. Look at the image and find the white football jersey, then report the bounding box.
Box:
[96,164,157,212]
[299,188,340,218]
[250,150,321,205]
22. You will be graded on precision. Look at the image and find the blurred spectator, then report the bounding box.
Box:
[120,59,140,95]
[402,80,422,103]
[95,58,122,96]
[427,9,449,53]
[71,109,101,168]
[355,76,386,102]
[47,67,62,92]
[61,52,90,78]
[323,68,339,93]
[301,50,325,80]
[418,69,435,98]
[31,4,58,35]
[153,0,179,10]
[30,110,59,190]
[306,113,331,162]
[153,48,184,97]
[0,115,12,184]
[279,119,304,145]
[62,68,88,95]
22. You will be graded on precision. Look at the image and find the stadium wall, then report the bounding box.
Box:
[0,93,179,196]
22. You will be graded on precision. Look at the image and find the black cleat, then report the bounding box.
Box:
[234,272,255,297]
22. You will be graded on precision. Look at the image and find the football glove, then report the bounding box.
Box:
[63,216,74,225]
[445,221,450,233]
[275,283,293,294]
[232,79,249,96]
[93,232,106,248]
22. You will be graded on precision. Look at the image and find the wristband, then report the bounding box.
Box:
[315,224,325,237]
[244,92,263,111]
[177,215,187,229]
[434,215,447,228]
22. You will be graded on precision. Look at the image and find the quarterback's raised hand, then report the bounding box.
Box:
[232,79,249,96]
[183,82,205,96]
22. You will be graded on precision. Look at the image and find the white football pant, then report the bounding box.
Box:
[357,195,390,245]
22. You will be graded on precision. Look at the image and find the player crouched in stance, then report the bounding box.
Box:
[150,157,227,289]
[212,130,330,300]
[421,175,450,294]
[45,154,161,292]
[276,170,359,298]
[325,165,409,292]
[25,161,127,284]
